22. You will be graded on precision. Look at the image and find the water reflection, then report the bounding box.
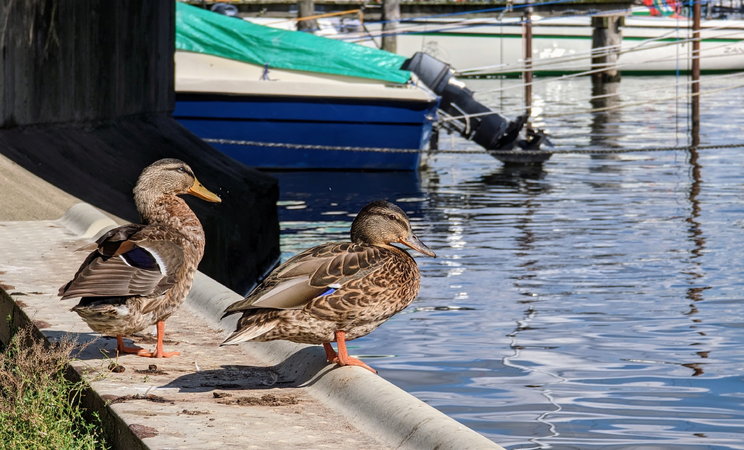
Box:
[269,170,424,223]
[270,76,744,448]
[590,81,623,161]
[682,146,711,377]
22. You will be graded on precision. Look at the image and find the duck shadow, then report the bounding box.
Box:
[162,347,330,392]
[42,329,121,361]
[42,330,177,362]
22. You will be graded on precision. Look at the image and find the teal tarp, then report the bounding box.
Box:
[175,2,411,84]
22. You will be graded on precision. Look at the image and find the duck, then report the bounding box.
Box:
[221,200,436,373]
[59,158,221,358]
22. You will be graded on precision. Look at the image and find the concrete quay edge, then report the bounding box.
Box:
[3,202,502,449]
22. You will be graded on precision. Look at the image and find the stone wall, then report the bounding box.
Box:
[0,0,279,294]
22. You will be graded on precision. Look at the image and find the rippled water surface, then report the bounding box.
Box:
[269,75,744,448]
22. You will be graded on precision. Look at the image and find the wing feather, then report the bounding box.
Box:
[59,224,185,299]
[222,242,388,316]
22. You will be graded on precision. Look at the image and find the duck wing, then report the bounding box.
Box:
[223,242,387,315]
[59,224,184,299]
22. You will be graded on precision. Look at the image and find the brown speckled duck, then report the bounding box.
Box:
[221,200,436,373]
[59,159,221,358]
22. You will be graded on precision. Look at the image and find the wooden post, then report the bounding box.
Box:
[382,0,400,53]
[297,0,319,32]
[591,15,623,83]
[523,3,533,120]
[691,0,701,149]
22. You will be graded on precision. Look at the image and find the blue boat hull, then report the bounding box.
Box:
[174,93,438,170]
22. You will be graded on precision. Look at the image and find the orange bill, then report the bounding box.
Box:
[188,178,222,203]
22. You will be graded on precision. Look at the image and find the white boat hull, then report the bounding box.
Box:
[378,16,744,76]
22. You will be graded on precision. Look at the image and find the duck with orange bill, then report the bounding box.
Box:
[59,158,221,358]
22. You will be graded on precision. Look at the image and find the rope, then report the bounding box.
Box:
[203,138,744,155]
[438,74,744,123]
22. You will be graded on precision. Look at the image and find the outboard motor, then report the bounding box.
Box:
[402,52,550,165]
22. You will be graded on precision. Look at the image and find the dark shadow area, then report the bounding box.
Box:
[0,117,279,296]
[162,347,329,392]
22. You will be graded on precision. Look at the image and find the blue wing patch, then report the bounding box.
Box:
[120,247,159,270]
[319,283,342,297]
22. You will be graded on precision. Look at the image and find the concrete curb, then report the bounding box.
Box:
[190,273,501,449]
[23,203,503,449]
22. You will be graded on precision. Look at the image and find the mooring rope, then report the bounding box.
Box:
[202,138,744,156]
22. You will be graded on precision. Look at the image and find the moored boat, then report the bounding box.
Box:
[173,2,439,171]
[249,9,744,77]
[380,14,744,77]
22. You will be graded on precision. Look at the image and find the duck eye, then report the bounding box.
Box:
[177,167,187,174]
[388,214,397,221]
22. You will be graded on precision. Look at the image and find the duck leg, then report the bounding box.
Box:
[322,342,338,362]
[330,330,377,374]
[137,320,180,358]
[116,336,148,355]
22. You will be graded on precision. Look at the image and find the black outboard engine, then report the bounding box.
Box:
[402,52,550,165]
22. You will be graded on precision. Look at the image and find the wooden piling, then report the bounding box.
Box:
[523,3,533,120]
[591,15,623,83]
[382,0,400,53]
[691,0,701,148]
[297,0,319,31]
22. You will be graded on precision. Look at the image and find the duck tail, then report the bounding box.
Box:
[220,319,277,346]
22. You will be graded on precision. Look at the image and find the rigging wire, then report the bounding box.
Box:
[437,77,744,122]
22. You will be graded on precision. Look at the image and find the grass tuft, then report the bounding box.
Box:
[0,325,108,449]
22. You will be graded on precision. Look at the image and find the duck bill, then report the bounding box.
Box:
[400,234,436,257]
[188,178,222,203]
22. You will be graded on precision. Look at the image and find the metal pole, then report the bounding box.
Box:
[523,2,533,120]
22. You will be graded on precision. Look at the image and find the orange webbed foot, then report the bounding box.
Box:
[116,336,148,356]
[332,354,378,374]
[329,330,378,374]
[135,349,180,358]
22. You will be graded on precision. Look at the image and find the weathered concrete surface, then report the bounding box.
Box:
[0,153,80,220]
[0,203,503,450]
[0,209,384,449]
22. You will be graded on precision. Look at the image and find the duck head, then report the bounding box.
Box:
[351,200,436,257]
[134,158,222,207]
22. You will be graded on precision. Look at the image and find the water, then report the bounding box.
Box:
[269,74,744,448]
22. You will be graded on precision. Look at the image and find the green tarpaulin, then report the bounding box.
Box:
[175,2,411,84]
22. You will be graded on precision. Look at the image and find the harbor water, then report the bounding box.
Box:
[270,74,744,448]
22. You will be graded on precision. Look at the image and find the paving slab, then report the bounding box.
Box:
[0,203,502,449]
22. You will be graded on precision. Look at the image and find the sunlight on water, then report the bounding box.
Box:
[271,75,744,448]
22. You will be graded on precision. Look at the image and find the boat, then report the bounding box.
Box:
[249,8,744,77]
[173,2,439,171]
[386,14,744,77]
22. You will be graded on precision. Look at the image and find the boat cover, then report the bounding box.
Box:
[176,2,411,84]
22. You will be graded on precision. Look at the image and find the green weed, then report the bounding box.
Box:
[0,325,108,449]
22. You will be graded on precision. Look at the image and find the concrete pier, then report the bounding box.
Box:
[0,198,502,449]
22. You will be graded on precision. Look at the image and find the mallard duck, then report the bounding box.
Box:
[59,158,221,358]
[221,200,436,373]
